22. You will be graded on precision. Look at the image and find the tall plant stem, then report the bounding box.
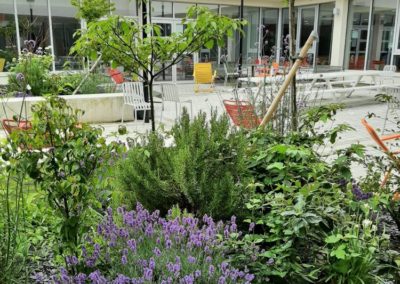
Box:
[289,0,297,131]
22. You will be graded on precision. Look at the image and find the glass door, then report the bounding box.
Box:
[152,19,173,81]
[296,6,318,68]
[175,22,195,81]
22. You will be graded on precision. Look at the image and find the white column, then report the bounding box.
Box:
[47,0,56,71]
[13,0,21,56]
[330,0,349,68]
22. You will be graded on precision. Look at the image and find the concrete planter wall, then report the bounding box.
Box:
[0,93,133,124]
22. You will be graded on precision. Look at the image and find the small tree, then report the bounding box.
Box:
[71,5,244,131]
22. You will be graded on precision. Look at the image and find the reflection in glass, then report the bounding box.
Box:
[316,3,334,67]
[154,22,172,81]
[0,0,18,71]
[152,1,172,18]
[345,0,371,70]
[17,0,50,51]
[367,1,396,70]
[174,3,192,18]
[113,0,137,17]
[242,7,259,64]
[50,0,81,70]
[220,6,240,66]
[261,8,278,59]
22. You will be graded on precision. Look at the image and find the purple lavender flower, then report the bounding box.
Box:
[249,222,255,232]
[182,274,195,284]
[153,247,161,256]
[121,254,127,265]
[194,270,201,278]
[149,257,156,270]
[245,273,255,282]
[66,255,78,266]
[113,274,131,284]
[127,239,136,252]
[15,73,25,82]
[143,268,153,281]
[88,270,107,284]
[165,238,172,249]
[60,268,70,282]
[208,264,215,276]
[187,255,196,263]
[218,276,226,284]
[74,273,87,284]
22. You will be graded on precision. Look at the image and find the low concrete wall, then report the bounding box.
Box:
[0,93,134,124]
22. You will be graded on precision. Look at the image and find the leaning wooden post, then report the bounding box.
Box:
[259,31,318,129]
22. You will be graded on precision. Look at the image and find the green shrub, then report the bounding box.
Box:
[7,41,52,96]
[116,110,250,220]
[3,95,123,256]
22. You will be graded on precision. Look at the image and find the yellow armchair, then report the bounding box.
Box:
[0,58,5,72]
[193,63,216,93]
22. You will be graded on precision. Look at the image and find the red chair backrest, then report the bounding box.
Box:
[108,68,125,84]
[223,100,260,129]
[361,118,389,152]
[2,119,32,135]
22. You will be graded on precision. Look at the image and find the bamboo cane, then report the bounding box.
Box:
[259,31,318,129]
[72,54,103,95]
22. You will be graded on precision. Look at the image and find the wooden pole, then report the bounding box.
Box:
[258,31,318,129]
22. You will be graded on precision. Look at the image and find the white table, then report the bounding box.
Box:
[239,70,400,100]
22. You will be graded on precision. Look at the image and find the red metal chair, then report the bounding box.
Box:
[2,119,32,135]
[107,68,125,84]
[223,100,260,129]
[361,118,400,187]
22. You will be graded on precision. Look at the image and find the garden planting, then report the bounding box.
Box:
[1,2,400,284]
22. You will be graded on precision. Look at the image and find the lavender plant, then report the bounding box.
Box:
[53,203,254,283]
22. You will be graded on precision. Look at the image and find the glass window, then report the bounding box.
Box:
[316,3,334,67]
[345,0,371,70]
[152,1,172,18]
[198,4,219,14]
[220,6,240,65]
[367,1,396,70]
[242,7,260,64]
[17,0,51,51]
[113,0,137,17]
[174,3,192,18]
[281,8,297,63]
[50,0,81,70]
[0,0,18,71]
[154,22,172,81]
[261,8,279,59]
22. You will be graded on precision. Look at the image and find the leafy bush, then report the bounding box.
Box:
[48,72,114,95]
[226,181,398,283]
[116,111,249,220]
[53,203,254,283]
[7,40,52,96]
[3,95,124,255]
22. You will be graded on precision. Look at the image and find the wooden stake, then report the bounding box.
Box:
[259,31,318,129]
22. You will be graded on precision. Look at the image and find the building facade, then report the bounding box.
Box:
[0,0,399,81]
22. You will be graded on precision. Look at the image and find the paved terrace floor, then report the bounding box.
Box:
[1,82,399,178]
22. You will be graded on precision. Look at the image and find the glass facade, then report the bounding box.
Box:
[17,0,50,51]
[345,0,399,70]
[261,8,279,59]
[50,0,80,70]
[317,3,334,66]
[4,0,400,78]
[0,0,18,71]
[367,1,396,70]
[345,0,371,69]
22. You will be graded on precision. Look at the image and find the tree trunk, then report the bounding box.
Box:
[289,0,297,131]
[149,79,156,131]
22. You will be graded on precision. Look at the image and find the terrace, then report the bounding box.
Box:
[1,1,400,283]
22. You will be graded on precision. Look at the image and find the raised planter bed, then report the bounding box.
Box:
[0,93,134,124]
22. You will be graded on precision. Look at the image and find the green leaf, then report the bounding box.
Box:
[325,234,343,244]
[330,244,347,259]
